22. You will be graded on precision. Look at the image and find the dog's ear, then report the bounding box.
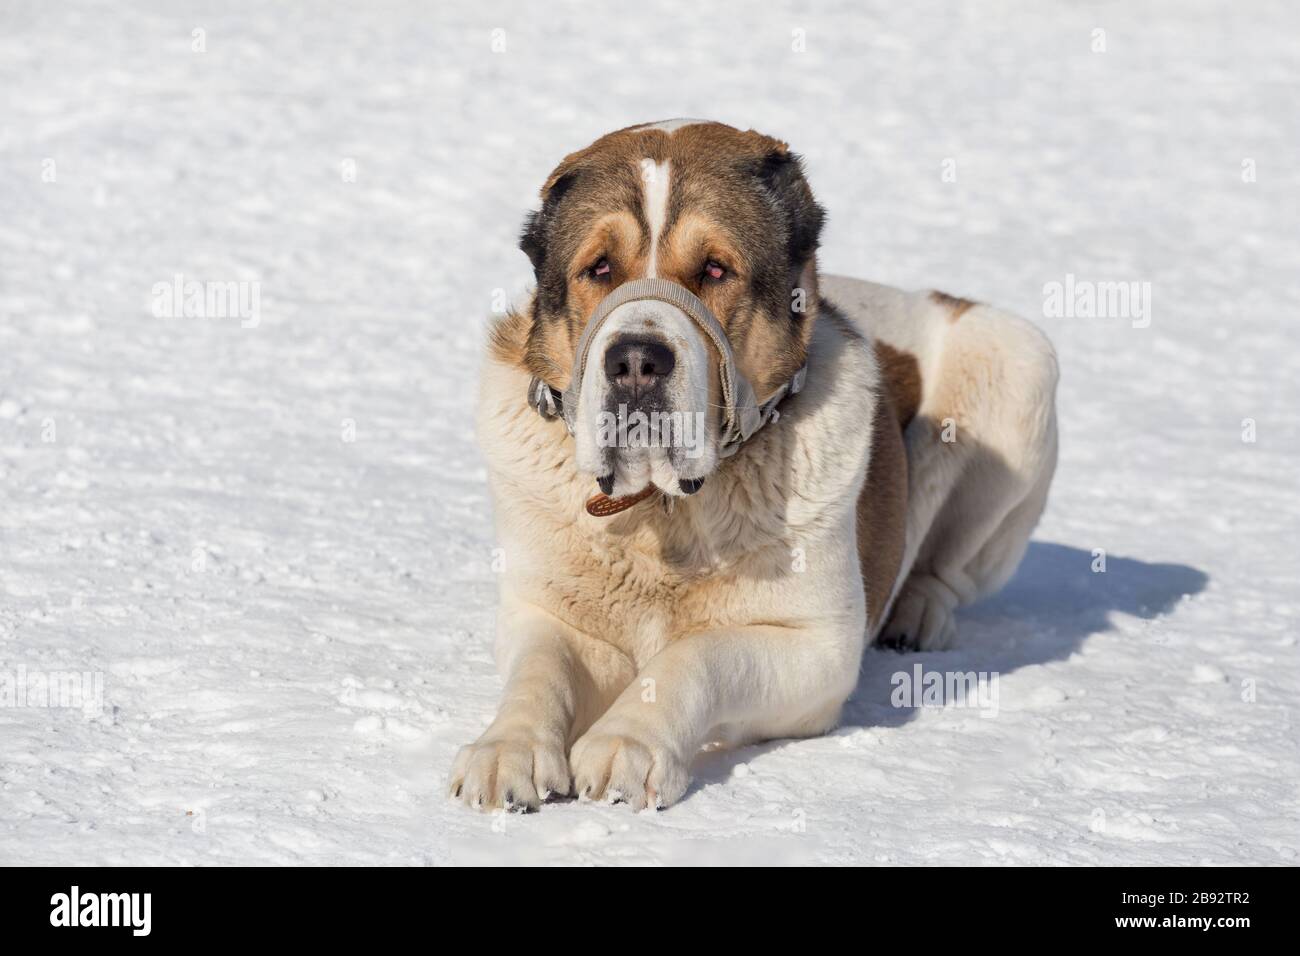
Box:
[519,168,579,275]
[751,147,825,269]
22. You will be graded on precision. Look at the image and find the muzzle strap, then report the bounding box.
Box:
[526,277,807,456]
[720,361,807,457]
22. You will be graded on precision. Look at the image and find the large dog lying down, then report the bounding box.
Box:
[451,120,1058,811]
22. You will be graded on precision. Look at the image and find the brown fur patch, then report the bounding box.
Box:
[929,290,977,321]
[488,302,529,369]
[857,390,908,634]
[873,341,923,429]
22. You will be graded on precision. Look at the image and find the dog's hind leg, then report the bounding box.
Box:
[877,296,1059,651]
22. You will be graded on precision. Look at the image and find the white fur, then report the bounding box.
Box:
[451,274,1059,811]
[572,297,717,495]
[633,118,709,133]
[640,159,671,276]
[821,274,1060,649]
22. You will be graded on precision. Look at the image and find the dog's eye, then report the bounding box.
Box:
[587,257,612,280]
[702,260,726,282]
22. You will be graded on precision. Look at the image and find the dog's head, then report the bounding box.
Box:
[515,120,824,498]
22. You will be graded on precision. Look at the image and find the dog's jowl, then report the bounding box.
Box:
[452,120,1059,811]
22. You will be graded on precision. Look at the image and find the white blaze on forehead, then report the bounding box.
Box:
[634,117,709,133]
[639,159,671,277]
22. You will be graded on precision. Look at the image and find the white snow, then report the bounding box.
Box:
[1,1,1298,865]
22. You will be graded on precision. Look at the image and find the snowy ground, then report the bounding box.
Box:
[1,1,1298,865]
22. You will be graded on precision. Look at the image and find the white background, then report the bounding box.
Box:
[1,0,1297,864]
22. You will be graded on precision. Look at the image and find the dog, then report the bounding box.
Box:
[451,120,1058,811]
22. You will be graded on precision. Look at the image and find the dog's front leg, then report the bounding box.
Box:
[449,603,635,811]
[569,623,862,810]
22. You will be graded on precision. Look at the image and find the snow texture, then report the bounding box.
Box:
[1,1,1297,865]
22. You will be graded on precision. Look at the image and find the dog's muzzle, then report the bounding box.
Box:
[527,277,806,459]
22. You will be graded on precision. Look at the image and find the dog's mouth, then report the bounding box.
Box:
[588,393,713,496]
[585,476,705,518]
[572,299,721,508]
[585,429,717,512]
[596,471,706,498]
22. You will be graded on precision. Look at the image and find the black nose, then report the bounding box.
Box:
[603,337,676,392]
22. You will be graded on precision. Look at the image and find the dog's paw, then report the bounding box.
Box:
[878,576,958,652]
[448,735,570,812]
[569,721,690,811]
